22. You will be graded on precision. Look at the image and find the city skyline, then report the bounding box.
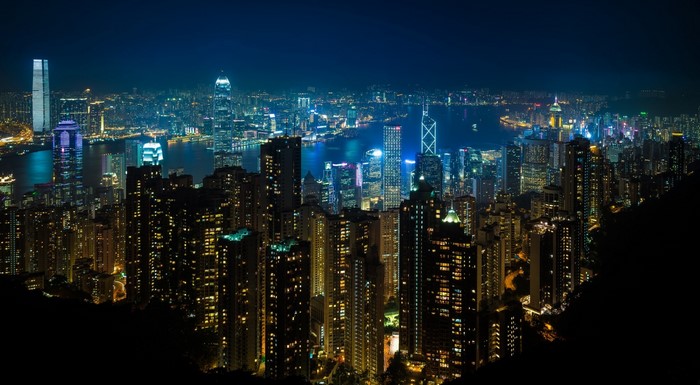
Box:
[1,0,698,93]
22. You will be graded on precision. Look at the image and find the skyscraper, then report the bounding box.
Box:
[521,136,550,193]
[218,228,262,372]
[52,120,83,206]
[668,132,685,188]
[32,59,50,134]
[265,239,311,380]
[125,139,143,168]
[214,73,234,169]
[415,153,444,200]
[421,103,436,155]
[424,209,477,378]
[383,125,402,209]
[501,143,521,195]
[260,136,302,243]
[59,98,88,134]
[399,177,443,357]
[334,162,361,210]
[562,136,590,264]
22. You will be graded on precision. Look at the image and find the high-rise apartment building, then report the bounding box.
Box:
[399,177,443,357]
[260,136,302,243]
[265,239,310,380]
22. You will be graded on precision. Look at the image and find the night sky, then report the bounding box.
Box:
[1,0,697,93]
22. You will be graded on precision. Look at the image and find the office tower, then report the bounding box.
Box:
[472,176,495,207]
[378,209,399,302]
[0,174,14,207]
[87,100,105,136]
[362,149,383,210]
[52,120,84,206]
[441,151,452,197]
[265,239,310,380]
[125,165,164,305]
[142,142,163,166]
[102,153,126,193]
[548,140,567,186]
[320,161,337,214]
[334,162,361,210]
[421,103,436,155]
[403,159,416,197]
[383,125,402,209]
[218,228,262,372]
[452,194,477,238]
[399,177,443,357]
[415,153,444,200]
[450,148,469,197]
[345,211,384,382]
[501,143,521,195]
[562,136,590,264]
[32,59,50,134]
[520,136,550,193]
[549,97,562,128]
[59,98,89,134]
[347,106,358,128]
[0,205,22,275]
[668,132,685,188]
[214,73,234,169]
[424,210,477,379]
[260,136,302,243]
[303,171,321,204]
[124,139,143,168]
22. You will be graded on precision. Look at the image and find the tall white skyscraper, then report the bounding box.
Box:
[32,59,50,134]
[213,73,233,169]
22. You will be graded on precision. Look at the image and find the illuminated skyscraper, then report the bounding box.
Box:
[383,125,402,209]
[549,96,563,128]
[260,136,302,242]
[501,143,521,195]
[421,103,436,155]
[32,59,50,134]
[334,162,361,210]
[521,136,550,193]
[0,204,22,275]
[214,73,234,169]
[378,209,399,302]
[562,136,590,263]
[142,142,163,166]
[424,210,477,378]
[399,177,443,357]
[415,153,443,200]
[361,149,383,210]
[265,239,311,380]
[125,139,143,168]
[668,132,685,188]
[0,174,15,207]
[218,228,262,372]
[88,100,105,136]
[52,120,83,206]
[59,98,88,134]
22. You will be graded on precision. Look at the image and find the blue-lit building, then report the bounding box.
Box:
[142,142,163,166]
[52,120,83,206]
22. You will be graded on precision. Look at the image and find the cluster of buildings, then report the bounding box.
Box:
[1,60,698,383]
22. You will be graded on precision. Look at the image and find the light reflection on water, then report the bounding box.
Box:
[1,105,516,200]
